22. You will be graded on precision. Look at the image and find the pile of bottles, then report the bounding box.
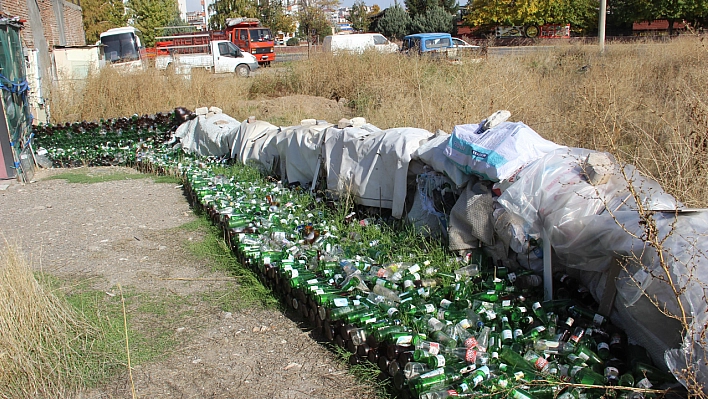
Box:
[32,112,179,167]
[35,111,679,398]
[181,161,677,399]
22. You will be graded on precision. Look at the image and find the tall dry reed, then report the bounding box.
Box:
[0,242,96,399]
[49,36,708,206]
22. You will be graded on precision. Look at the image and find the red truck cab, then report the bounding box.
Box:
[224,18,275,66]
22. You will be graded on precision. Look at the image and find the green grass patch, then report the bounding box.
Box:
[38,277,197,387]
[45,169,180,184]
[331,344,391,399]
[178,217,279,311]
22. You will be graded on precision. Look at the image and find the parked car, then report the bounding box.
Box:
[401,33,456,55]
[323,33,398,55]
[452,37,480,49]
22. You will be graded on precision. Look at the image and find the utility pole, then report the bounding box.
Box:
[598,0,607,52]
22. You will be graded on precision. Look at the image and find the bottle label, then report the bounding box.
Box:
[447,390,459,396]
[577,351,590,362]
[387,307,398,317]
[508,272,517,282]
[437,308,446,320]
[403,279,414,288]
[435,354,446,367]
[514,329,523,339]
[316,289,325,295]
[532,302,542,311]
[429,342,440,355]
[396,335,413,345]
[502,330,513,341]
[307,278,319,285]
[465,348,478,363]
[458,319,472,330]
[353,299,360,306]
[502,300,511,308]
[424,304,435,313]
[597,342,610,351]
[485,310,497,320]
[290,269,299,278]
[610,334,622,346]
[459,383,470,393]
[534,357,549,371]
[408,264,421,274]
[518,306,527,313]
[593,314,605,325]
[464,337,478,348]
[362,317,377,324]
[440,299,452,309]
[333,298,349,307]
[420,367,445,379]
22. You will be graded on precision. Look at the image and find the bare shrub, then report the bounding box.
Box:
[0,241,97,398]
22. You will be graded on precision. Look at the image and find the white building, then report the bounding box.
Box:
[177,0,187,23]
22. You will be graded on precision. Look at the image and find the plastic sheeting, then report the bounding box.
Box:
[176,113,241,157]
[277,122,333,187]
[444,121,562,182]
[413,131,472,189]
[229,119,281,174]
[324,126,432,219]
[497,147,706,390]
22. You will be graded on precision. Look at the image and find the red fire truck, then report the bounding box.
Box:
[224,18,275,66]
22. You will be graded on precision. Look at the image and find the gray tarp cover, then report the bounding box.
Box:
[176,114,241,157]
[324,126,432,219]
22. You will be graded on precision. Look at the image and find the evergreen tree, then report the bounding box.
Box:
[374,4,411,39]
[409,5,454,33]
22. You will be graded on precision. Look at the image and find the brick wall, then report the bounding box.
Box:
[62,1,86,46]
[3,0,33,47]
[2,0,86,49]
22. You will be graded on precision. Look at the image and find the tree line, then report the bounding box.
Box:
[81,0,708,48]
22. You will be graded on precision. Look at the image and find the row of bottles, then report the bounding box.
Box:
[33,112,178,167]
[178,159,677,399]
[38,121,679,399]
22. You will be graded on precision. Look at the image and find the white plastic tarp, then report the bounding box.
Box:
[496,147,706,390]
[175,114,240,157]
[276,123,333,186]
[230,120,282,174]
[324,126,432,219]
[412,131,472,188]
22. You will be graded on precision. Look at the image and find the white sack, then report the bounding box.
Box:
[444,121,562,182]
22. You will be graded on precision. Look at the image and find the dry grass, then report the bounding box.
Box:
[49,36,708,206]
[0,241,98,398]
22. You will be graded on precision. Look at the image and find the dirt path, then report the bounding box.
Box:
[0,167,376,399]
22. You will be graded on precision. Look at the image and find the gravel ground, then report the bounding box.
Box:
[0,166,376,399]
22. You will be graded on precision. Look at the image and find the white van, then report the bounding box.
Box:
[323,34,398,55]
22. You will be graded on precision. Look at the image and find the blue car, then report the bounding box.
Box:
[401,33,455,55]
